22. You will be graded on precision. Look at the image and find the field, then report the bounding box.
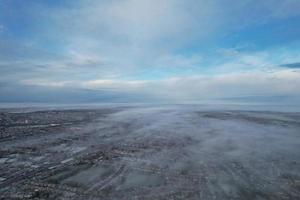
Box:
[0,105,300,199]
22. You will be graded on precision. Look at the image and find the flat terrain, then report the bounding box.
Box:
[0,105,300,199]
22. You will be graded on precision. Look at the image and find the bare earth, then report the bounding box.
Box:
[0,105,300,199]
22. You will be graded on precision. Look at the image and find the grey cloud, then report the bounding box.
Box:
[280,62,300,69]
[0,82,157,103]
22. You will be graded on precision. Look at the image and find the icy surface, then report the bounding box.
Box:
[0,105,300,199]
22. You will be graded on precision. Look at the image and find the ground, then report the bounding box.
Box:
[0,105,300,199]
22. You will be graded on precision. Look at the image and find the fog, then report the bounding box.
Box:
[1,105,299,199]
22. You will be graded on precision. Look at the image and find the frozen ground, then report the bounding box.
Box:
[0,105,300,199]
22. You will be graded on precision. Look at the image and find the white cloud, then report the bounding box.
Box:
[21,79,73,88]
[2,0,300,103]
[81,79,150,90]
[38,0,299,75]
[21,69,300,101]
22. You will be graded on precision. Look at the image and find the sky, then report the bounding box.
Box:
[0,0,300,104]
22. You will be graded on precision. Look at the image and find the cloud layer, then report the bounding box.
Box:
[0,0,300,103]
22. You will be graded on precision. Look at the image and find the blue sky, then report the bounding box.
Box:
[0,0,300,103]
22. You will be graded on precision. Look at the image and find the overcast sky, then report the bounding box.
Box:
[0,0,300,103]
